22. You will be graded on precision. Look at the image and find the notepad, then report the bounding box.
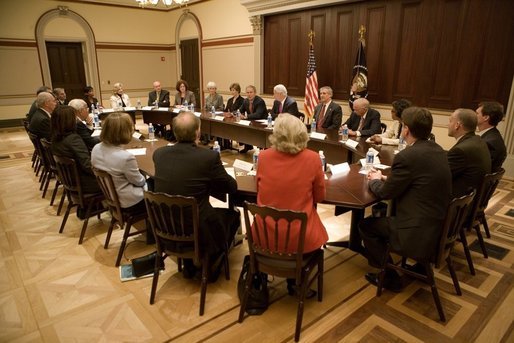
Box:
[310,132,326,140]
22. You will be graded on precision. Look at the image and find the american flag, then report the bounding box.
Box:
[304,43,319,122]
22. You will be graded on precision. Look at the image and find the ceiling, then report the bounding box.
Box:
[57,0,204,11]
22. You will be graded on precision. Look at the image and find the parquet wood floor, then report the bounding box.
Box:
[1,123,513,342]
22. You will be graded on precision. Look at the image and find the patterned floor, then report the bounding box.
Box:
[0,125,513,342]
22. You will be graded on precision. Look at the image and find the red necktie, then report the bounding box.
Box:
[249,100,253,113]
[357,116,365,131]
[278,102,283,113]
[317,104,326,130]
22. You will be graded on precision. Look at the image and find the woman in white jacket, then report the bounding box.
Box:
[109,82,131,109]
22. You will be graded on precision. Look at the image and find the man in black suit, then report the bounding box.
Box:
[447,108,491,198]
[238,85,267,153]
[29,92,57,140]
[343,98,381,136]
[153,111,240,280]
[476,101,506,172]
[69,98,100,151]
[27,85,51,122]
[147,80,170,107]
[269,84,300,119]
[53,88,67,106]
[313,86,343,130]
[359,107,452,292]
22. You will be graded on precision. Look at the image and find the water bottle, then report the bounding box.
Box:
[398,136,406,151]
[211,105,216,117]
[90,104,95,114]
[311,118,317,133]
[319,150,326,172]
[136,99,141,110]
[235,109,241,122]
[148,123,155,140]
[213,141,221,154]
[341,124,349,142]
[189,103,194,112]
[366,148,375,171]
[183,100,188,109]
[154,100,158,109]
[93,112,100,129]
[267,113,273,128]
[252,148,260,171]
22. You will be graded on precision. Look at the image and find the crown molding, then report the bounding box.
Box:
[240,0,362,16]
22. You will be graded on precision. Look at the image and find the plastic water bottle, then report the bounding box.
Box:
[267,113,273,128]
[235,109,241,122]
[398,136,406,151]
[211,105,216,117]
[213,141,221,154]
[341,124,349,142]
[183,100,188,109]
[153,100,158,109]
[366,148,375,170]
[311,118,317,133]
[189,103,194,112]
[252,148,260,171]
[136,99,141,109]
[319,150,326,172]
[93,112,100,129]
[90,104,95,114]
[148,123,155,140]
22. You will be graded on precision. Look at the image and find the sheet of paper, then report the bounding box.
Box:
[124,106,136,111]
[132,132,142,139]
[157,107,169,111]
[214,116,224,121]
[329,162,350,175]
[310,132,327,140]
[344,139,359,148]
[91,129,101,137]
[101,108,114,113]
[126,148,147,156]
[142,106,153,111]
[237,120,251,126]
[233,159,253,171]
[215,111,224,115]
[225,167,235,178]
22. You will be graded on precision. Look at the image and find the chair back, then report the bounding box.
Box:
[243,201,308,280]
[434,190,475,268]
[92,167,124,224]
[40,138,57,172]
[144,191,202,265]
[471,168,505,222]
[53,154,85,208]
[27,131,43,159]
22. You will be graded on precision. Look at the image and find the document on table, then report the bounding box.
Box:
[126,148,147,156]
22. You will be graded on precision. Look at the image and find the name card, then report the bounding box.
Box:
[193,111,202,117]
[102,108,114,113]
[328,162,350,176]
[157,107,169,111]
[310,132,326,140]
[233,159,253,172]
[359,156,382,166]
[91,129,101,137]
[238,120,251,126]
[214,116,225,121]
[172,108,181,113]
[215,111,224,115]
[142,106,153,111]
[374,163,390,170]
[126,148,147,156]
[124,107,136,111]
[144,138,158,142]
[344,139,359,148]
[132,131,142,140]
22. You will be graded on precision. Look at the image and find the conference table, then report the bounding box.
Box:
[129,116,397,252]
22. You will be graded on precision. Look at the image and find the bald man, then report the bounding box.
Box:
[343,98,382,136]
[148,81,170,107]
[29,92,57,140]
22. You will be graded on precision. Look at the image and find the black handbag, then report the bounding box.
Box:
[132,251,163,277]
[237,255,269,315]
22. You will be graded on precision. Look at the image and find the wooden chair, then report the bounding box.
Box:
[53,155,107,244]
[22,119,39,170]
[27,131,45,181]
[144,191,230,315]
[93,167,148,267]
[40,138,66,215]
[377,191,475,322]
[239,201,324,342]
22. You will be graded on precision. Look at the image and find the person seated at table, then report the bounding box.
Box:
[68,98,100,151]
[153,111,240,281]
[256,113,327,296]
[312,86,343,130]
[174,79,196,107]
[109,82,131,109]
[238,85,267,153]
[27,85,52,122]
[53,88,67,106]
[204,81,224,111]
[343,98,381,137]
[51,105,101,195]
[29,91,57,140]
[83,86,99,110]
[91,112,147,215]
[369,99,411,145]
[148,80,170,108]
[224,82,244,113]
[476,101,507,172]
[359,107,451,292]
[269,84,300,119]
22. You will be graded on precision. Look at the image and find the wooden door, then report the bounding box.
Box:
[180,39,200,109]
[46,42,87,102]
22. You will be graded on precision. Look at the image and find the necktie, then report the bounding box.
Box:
[156,92,160,104]
[317,104,326,130]
[357,115,365,131]
[278,102,283,113]
[249,100,253,113]
[397,123,403,138]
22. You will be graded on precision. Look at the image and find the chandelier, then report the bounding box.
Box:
[136,0,189,8]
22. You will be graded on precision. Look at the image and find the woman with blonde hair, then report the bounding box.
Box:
[204,81,223,111]
[109,82,131,109]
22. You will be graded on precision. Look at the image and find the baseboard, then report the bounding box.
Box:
[0,118,24,128]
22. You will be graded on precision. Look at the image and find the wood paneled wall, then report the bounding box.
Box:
[263,0,514,110]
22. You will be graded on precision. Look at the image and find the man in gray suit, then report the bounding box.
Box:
[359,107,452,292]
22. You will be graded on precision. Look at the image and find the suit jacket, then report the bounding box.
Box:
[369,139,452,259]
[270,96,300,119]
[51,133,100,194]
[148,89,171,107]
[344,108,382,136]
[28,108,51,140]
[224,95,244,113]
[204,93,224,111]
[174,91,196,106]
[256,148,328,253]
[27,100,38,122]
[83,96,98,110]
[91,142,146,208]
[76,120,100,151]
[239,95,267,120]
[313,101,343,130]
[153,142,237,254]
[448,132,491,197]
[109,93,131,109]
[481,127,506,172]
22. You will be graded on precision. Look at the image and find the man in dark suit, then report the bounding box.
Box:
[147,80,170,107]
[29,92,57,140]
[27,85,51,122]
[476,101,506,172]
[343,98,381,136]
[269,84,300,119]
[238,85,267,153]
[153,111,240,280]
[313,86,343,130]
[359,107,452,292]
[53,88,67,106]
[447,108,491,198]
[69,98,100,151]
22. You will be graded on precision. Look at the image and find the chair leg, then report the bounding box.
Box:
[78,202,95,244]
[294,282,307,342]
[149,254,162,304]
[223,245,230,280]
[59,202,75,233]
[480,214,491,238]
[459,228,476,275]
[473,224,488,258]
[39,168,47,189]
[426,265,446,322]
[446,256,462,296]
[42,174,52,198]
[50,180,59,206]
[104,218,116,249]
[318,251,324,302]
[238,266,253,323]
[115,220,133,267]
[199,257,209,316]
[57,190,67,216]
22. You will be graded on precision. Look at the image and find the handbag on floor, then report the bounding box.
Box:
[237,255,269,315]
[132,251,163,277]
